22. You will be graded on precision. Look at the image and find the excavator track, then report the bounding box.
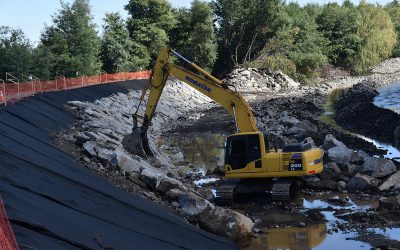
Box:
[215,180,240,206]
[271,179,295,201]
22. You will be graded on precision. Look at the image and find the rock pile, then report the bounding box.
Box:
[224,68,300,93]
[65,79,253,241]
[302,134,400,194]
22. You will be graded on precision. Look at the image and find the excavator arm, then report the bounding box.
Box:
[134,47,258,155]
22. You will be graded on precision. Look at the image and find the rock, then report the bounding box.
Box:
[96,147,113,162]
[140,167,166,190]
[198,205,253,242]
[294,120,318,134]
[378,195,400,210]
[171,201,180,208]
[347,173,380,192]
[279,116,300,126]
[198,187,215,201]
[319,162,341,180]
[111,151,144,174]
[338,181,347,193]
[83,141,97,157]
[74,132,90,145]
[356,150,370,161]
[164,189,211,216]
[379,170,400,191]
[324,134,346,150]
[362,157,397,178]
[304,176,321,189]
[301,137,316,147]
[319,180,338,190]
[156,177,187,194]
[327,146,355,165]
[170,152,184,163]
[342,163,362,176]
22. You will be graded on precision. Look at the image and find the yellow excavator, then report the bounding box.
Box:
[129,47,323,203]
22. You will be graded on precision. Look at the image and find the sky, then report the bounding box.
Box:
[0,0,393,44]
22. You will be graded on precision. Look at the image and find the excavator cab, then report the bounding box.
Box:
[225,132,263,171]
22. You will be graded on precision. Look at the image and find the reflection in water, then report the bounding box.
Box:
[160,132,226,173]
[244,224,327,250]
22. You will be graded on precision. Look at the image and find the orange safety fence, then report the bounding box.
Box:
[0,196,19,250]
[0,70,151,106]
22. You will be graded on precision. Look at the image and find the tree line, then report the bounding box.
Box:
[1,0,400,83]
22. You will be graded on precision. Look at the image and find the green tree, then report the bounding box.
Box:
[170,1,217,70]
[354,4,397,72]
[317,3,361,68]
[385,1,400,56]
[41,0,101,78]
[253,3,328,81]
[0,26,33,79]
[101,13,149,73]
[212,0,281,71]
[125,0,175,66]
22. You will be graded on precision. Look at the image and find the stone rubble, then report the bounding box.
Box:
[65,78,253,241]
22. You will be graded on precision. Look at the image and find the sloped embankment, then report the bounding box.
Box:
[334,81,400,145]
[0,80,235,250]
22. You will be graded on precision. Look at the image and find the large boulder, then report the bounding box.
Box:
[319,162,341,180]
[379,171,400,191]
[323,134,346,149]
[362,157,396,178]
[342,163,362,176]
[347,173,380,192]
[140,166,167,190]
[165,189,211,216]
[327,146,355,165]
[323,134,356,165]
[111,150,146,174]
[156,177,187,194]
[199,205,254,242]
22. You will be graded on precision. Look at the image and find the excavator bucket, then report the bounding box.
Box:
[122,116,154,157]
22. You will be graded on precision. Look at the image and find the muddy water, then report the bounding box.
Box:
[374,83,400,114]
[160,132,226,174]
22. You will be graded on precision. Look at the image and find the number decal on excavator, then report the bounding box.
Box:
[289,159,302,171]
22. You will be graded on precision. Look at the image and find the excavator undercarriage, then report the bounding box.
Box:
[215,178,300,205]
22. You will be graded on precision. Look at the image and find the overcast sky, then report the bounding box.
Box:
[0,0,393,44]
